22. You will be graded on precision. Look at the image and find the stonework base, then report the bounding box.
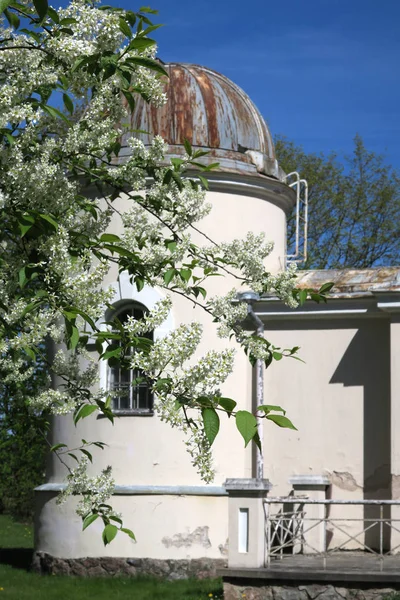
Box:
[224,581,400,600]
[32,552,226,580]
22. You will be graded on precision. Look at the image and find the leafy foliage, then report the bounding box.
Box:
[276,134,400,269]
[0,356,48,521]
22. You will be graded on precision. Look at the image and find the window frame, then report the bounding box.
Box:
[106,302,154,416]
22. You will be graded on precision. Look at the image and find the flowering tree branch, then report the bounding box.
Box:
[0,0,332,544]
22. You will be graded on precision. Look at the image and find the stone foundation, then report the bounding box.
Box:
[224,581,400,600]
[32,552,226,580]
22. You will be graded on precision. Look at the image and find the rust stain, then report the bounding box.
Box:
[296,267,400,294]
[194,69,219,148]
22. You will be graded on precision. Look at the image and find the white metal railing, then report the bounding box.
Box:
[285,172,309,265]
[264,497,400,571]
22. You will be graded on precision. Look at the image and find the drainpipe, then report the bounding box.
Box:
[237,291,264,481]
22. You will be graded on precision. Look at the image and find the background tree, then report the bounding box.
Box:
[276,134,400,269]
[0,355,48,520]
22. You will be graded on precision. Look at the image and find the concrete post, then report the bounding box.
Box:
[389,315,400,552]
[225,478,272,569]
[289,475,330,554]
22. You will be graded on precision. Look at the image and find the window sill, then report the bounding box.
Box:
[97,409,154,418]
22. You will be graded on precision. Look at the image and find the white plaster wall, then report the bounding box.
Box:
[262,316,391,551]
[36,492,228,560]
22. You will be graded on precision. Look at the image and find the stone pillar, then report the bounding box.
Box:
[289,475,330,554]
[224,478,272,569]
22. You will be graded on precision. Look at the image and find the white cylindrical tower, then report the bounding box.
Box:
[35,63,295,576]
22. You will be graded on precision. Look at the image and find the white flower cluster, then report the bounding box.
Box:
[214,232,274,290]
[123,298,171,336]
[208,290,249,338]
[28,389,76,415]
[172,349,235,397]
[57,456,116,518]
[264,262,299,308]
[131,322,202,372]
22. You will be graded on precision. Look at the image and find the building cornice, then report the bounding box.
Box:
[251,292,400,323]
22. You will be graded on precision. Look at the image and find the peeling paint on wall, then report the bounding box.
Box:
[218,538,228,557]
[162,526,211,549]
[330,471,362,492]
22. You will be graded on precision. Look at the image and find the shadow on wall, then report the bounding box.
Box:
[330,320,391,551]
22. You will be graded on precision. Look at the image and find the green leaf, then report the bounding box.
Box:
[166,240,177,253]
[63,93,74,115]
[299,289,308,305]
[179,268,191,282]
[122,90,135,112]
[235,410,257,447]
[100,233,121,243]
[119,16,132,38]
[109,515,122,525]
[38,213,58,231]
[102,523,118,545]
[18,214,35,237]
[42,104,70,123]
[140,23,162,36]
[198,174,209,190]
[253,430,262,451]
[50,443,67,452]
[20,300,42,317]
[124,55,167,76]
[218,397,237,416]
[23,345,36,360]
[183,138,192,156]
[257,404,286,415]
[163,268,176,285]
[171,157,183,170]
[139,5,158,13]
[47,6,58,23]
[80,448,93,463]
[32,0,48,21]
[83,513,99,531]
[18,267,27,288]
[0,0,12,13]
[4,8,19,28]
[59,17,77,25]
[65,321,80,350]
[266,414,297,430]
[121,527,136,540]
[128,37,155,52]
[319,282,334,294]
[74,404,98,425]
[202,407,220,446]
[135,276,144,292]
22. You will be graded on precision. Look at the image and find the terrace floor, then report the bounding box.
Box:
[220,552,400,584]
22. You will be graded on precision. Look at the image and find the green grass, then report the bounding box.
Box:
[0,514,33,549]
[0,514,223,600]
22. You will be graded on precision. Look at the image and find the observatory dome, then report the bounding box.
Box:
[122,63,284,180]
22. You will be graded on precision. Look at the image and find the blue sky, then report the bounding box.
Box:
[118,0,400,167]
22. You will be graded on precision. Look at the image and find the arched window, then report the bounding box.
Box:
[107,304,153,413]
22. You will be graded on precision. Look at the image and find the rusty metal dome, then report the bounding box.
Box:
[121,63,283,180]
